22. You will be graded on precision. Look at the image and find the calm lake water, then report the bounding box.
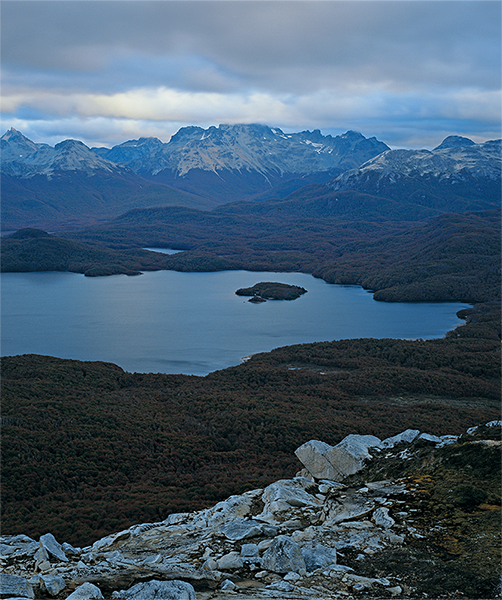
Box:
[1,270,469,376]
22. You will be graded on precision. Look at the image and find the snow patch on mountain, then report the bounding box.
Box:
[330,137,501,191]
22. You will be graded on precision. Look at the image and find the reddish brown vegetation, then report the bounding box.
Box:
[1,306,499,546]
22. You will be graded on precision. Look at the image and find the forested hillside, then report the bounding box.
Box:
[2,304,499,546]
[66,208,500,303]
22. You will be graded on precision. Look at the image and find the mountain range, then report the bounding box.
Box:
[0,125,388,230]
[1,125,500,231]
[91,124,390,202]
[328,135,501,215]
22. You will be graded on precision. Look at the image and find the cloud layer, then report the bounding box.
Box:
[2,1,500,148]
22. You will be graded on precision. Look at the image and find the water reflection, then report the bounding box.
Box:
[1,270,469,376]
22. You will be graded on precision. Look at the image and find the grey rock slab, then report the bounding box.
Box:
[219,518,277,541]
[217,552,243,570]
[34,545,49,565]
[266,580,295,591]
[283,572,302,581]
[39,533,68,562]
[1,536,36,546]
[373,507,395,528]
[40,574,66,596]
[162,513,191,526]
[343,573,384,588]
[301,544,337,572]
[205,494,254,528]
[261,536,306,575]
[294,440,338,480]
[262,479,319,509]
[327,564,354,573]
[62,542,81,556]
[418,433,442,444]
[220,579,237,591]
[365,481,407,495]
[241,543,259,557]
[380,429,420,448]
[91,530,131,553]
[0,544,16,556]
[0,573,35,599]
[323,496,376,524]
[66,583,104,600]
[202,558,218,571]
[112,580,196,600]
[436,435,459,447]
[324,434,381,479]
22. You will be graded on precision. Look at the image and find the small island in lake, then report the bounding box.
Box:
[236,282,308,302]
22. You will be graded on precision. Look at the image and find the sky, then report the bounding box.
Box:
[1,1,501,149]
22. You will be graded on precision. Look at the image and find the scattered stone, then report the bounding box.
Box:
[301,543,337,572]
[220,579,237,592]
[0,573,35,599]
[66,582,104,600]
[261,536,306,575]
[40,574,66,596]
[2,423,496,600]
[39,533,68,563]
[112,580,196,600]
[372,507,395,528]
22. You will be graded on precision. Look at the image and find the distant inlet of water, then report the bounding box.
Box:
[1,270,469,376]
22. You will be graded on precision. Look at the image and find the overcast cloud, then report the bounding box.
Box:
[1,1,500,148]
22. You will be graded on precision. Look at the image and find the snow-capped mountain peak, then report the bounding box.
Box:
[1,130,126,179]
[91,123,390,179]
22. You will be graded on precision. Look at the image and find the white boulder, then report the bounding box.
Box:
[380,429,420,448]
[295,435,381,480]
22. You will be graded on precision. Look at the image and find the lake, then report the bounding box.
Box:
[1,270,469,376]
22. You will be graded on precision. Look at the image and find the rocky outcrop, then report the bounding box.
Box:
[1,421,500,600]
[294,429,464,482]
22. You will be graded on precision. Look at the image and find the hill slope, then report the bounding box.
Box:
[65,208,500,303]
[1,305,499,548]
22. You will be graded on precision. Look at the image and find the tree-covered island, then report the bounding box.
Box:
[236,281,307,301]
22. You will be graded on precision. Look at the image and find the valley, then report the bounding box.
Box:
[1,124,500,599]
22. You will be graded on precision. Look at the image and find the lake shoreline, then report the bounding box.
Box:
[1,269,471,376]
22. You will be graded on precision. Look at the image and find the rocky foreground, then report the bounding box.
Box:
[1,423,500,600]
